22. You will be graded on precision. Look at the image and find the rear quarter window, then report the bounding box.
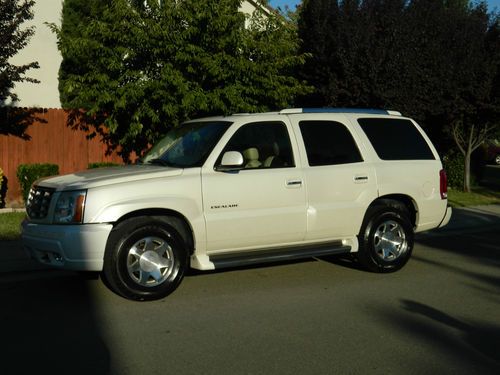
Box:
[358,118,435,160]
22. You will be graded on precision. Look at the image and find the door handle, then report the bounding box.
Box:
[354,175,369,183]
[286,179,302,187]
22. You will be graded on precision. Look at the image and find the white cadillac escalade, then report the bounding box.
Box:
[22,108,452,300]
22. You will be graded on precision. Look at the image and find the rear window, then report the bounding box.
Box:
[358,118,435,160]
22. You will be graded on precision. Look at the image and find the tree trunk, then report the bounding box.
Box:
[463,149,471,193]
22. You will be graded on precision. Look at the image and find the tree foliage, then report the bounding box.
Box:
[55,0,309,160]
[298,0,500,191]
[0,0,40,137]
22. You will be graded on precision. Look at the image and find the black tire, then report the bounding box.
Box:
[357,200,414,273]
[103,216,188,301]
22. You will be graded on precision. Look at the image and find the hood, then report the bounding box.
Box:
[36,165,183,191]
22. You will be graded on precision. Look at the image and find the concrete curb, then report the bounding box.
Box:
[0,208,26,213]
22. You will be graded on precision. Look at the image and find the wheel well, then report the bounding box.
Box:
[114,209,195,255]
[369,194,417,227]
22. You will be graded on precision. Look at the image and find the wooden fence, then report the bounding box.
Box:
[0,108,124,207]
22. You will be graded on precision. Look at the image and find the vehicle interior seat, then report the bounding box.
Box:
[242,148,261,168]
[264,142,280,167]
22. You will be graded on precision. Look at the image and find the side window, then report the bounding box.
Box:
[358,118,435,160]
[221,122,295,169]
[299,121,363,166]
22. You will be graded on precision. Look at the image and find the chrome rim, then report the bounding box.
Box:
[495,155,500,165]
[126,236,176,287]
[373,220,407,261]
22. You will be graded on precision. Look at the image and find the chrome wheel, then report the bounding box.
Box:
[495,154,500,165]
[126,236,176,287]
[373,220,408,261]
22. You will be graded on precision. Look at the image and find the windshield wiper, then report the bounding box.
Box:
[148,158,181,168]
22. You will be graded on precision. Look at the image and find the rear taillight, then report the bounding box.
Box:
[440,169,448,199]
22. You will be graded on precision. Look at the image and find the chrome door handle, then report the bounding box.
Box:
[286,179,302,187]
[354,175,369,183]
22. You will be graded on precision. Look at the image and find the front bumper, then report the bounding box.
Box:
[21,220,113,271]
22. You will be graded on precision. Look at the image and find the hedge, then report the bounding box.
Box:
[16,163,59,203]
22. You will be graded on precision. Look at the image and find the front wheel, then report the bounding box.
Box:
[357,202,414,273]
[103,216,188,301]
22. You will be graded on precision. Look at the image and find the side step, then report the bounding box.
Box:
[210,241,351,269]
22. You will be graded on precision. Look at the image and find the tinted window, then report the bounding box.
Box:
[221,122,294,169]
[299,121,363,166]
[358,118,435,160]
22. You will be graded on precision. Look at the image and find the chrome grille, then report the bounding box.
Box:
[27,186,55,219]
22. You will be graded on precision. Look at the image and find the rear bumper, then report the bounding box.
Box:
[438,206,452,228]
[21,220,113,271]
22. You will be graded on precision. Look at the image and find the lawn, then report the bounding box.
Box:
[0,212,26,241]
[447,186,500,207]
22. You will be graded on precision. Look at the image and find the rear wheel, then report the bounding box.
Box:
[103,216,188,301]
[357,200,414,273]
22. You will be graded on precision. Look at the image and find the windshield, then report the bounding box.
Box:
[141,121,232,168]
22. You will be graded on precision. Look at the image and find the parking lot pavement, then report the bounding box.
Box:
[1,205,499,274]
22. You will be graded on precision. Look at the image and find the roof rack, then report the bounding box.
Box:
[279,108,402,116]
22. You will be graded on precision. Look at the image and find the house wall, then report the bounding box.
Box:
[9,0,63,108]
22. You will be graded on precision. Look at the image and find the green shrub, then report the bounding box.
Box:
[442,152,464,189]
[0,167,3,193]
[16,163,59,203]
[88,162,120,169]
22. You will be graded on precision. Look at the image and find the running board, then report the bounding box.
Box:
[210,242,351,269]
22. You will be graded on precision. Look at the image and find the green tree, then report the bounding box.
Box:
[298,0,500,192]
[0,0,40,138]
[53,0,309,160]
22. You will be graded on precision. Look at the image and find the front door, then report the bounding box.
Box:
[201,120,306,253]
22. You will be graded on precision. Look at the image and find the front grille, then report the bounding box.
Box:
[27,186,55,220]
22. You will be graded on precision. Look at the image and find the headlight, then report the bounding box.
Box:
[53,190,87,224]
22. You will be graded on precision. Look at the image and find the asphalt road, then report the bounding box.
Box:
[0,229,499,375]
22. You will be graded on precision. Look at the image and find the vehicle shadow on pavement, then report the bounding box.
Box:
[415,227,500,296]
[0,271,111,375]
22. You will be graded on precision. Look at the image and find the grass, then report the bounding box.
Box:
[447,185,500,207]
[0,212,26,241]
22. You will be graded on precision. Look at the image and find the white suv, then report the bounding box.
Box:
[22,108,452,300]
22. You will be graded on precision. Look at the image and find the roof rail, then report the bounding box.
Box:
[279,108,401,116]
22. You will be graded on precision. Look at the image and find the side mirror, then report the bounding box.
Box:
[216,151,244,172]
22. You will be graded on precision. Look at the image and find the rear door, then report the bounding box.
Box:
[289,114,378,240]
